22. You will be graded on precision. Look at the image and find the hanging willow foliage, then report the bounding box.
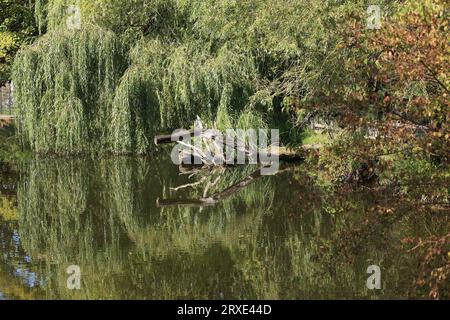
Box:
[13,26,128,154]
[35,0,75,34]
[14,28,266,155]
[110,39,261,154]
[15,0,284,155]
[110,39,265,154]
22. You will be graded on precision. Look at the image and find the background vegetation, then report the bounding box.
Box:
[1,0,448,300]
[0,0,37,85]
[10,1,447,180]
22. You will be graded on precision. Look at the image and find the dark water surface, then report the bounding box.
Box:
[0,154,442,299]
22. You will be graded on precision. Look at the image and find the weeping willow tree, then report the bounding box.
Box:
[17,0,370,155]
[16,0,267,155]
[110,40,260,154]
[15,0,400,155]
[14,33,264,154]
[13,25,128,154]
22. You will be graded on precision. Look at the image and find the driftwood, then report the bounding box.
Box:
[298,111,318,129]
[154,129,304,163]
[156,128,252,157]
[155,125,304,207]
[154,129,195,145]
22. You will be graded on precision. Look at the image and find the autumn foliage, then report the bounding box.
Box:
[373,0,449,161]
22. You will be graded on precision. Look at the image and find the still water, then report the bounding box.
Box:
[0,154,440,299]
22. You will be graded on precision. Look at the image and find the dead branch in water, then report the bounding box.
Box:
[155,123,303,207]
[154,129,195,146]
[155,128,304,164]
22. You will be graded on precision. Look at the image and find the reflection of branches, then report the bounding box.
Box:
[157,168,264,207]
[170,177,208,191]
[158,165,295,208]
[203,175,222,198]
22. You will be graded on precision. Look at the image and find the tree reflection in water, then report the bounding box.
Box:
[0,155,447,299]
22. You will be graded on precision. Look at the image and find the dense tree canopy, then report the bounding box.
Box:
[10,0,450,178]
[1,0,448,300]
[0,0,37,84]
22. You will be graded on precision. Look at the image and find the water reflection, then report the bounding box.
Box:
[0,155,443,299]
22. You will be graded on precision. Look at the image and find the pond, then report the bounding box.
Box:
[0,154,443,299]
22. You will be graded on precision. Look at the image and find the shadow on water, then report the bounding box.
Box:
[0,154,447,299]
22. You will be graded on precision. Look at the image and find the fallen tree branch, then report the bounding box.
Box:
[420,60,450,95]
[154,128,304,164]
[154,129,194,145]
